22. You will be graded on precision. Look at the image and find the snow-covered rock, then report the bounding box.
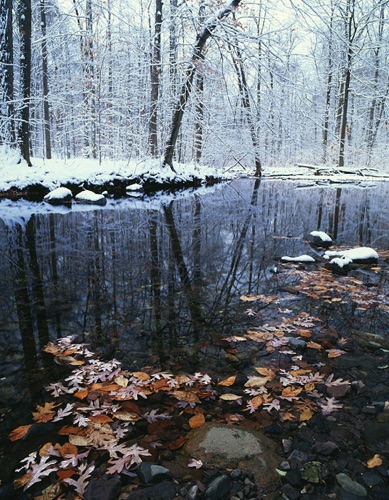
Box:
[310,230,333,248]
[126,183,143,191]
[75,190,107,206]
[325,257,353,275]
[281,254,315,263]
[324,247,378,263]
[43,187,73,205]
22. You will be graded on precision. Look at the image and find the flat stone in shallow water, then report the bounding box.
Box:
[183,423,280,487]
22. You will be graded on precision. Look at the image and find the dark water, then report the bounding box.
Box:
[0,178,388,436]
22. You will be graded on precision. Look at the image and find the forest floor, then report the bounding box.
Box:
[1,151,389,201]
[1,254,389,499]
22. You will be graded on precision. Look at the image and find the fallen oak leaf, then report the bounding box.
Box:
[32,402,59,423]
[299,407,314,422]
[162,436,187,450]
[218,376,236,387]
[219,393,242,401]
[189,413,205,429]
[367,454,382,468]
[89,414,114,424]
[307,341,323,350]
[188,458,203,469]
[171,390,200,404]
[8,424,32,442]
[254,367,276,378]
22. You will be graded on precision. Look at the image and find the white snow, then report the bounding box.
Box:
[281,255,316,263]
[75,190,105,202]
[310,231,332,242]
[329,257,353,268]
[0,151,234,193]
[126,183,143,191]
[43,186,72,201]
[324,247,379,261]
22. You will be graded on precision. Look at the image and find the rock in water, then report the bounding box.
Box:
[75,189,107,206]
[43,186,72,205]
[184,423,280,487]
[336,473,367,497]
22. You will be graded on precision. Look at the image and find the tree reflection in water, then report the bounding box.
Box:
[0,179,388,434]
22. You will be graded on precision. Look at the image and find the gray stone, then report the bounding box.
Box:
[336,473,367,498]
[288,338,307,350]
[126,481,177,500]
[183,423,280,488]
[137,463,172,485]
[312,441,339,455]
[85,476,122,500]
[205,474,230,499]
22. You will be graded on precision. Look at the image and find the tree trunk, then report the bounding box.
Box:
[162,0,242,170]
[0,0,15,145]
[149,0,163,158]
[230,44,262,176]
[40,0,52,159]
[18,0,32,166]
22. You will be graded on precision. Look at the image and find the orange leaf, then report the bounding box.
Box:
[91,383,120,392]
[189,413,205,429]
[298,330,312,338]
[152,379,169,391]
[32,402,59,423]
[131,371,151,382]
[254,367,276,378]
[74,389,89,400]
[307,341,323,350]
[367,454,382,468]
[14,472,32,489]
[218,376,236,387]
[304,382,316,392]
[250,395,263,410]
[59,442,78,457]
[8,424,32,442]
[172,390,200,403]
[299,407,313,421]
[89,414,113,424]
[163,436,187,450]
[59,426,87,436]
[57,469,77,480]
[282,386,302,398]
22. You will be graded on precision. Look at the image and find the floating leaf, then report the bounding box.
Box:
[89,414,114,424]
[59,442,78,458]
[254,367,276,378]
[282,386,302,398]
[32,402,59,423]
[114,410,141,422]
[172,390,200,403]
[244,376,269,388]
[131,371,150,382]
[188,458,203,469]
[299,407,313,421]
[189,413,205,429]
[114,375,129,388]
[74,389,88,400]
[218,376,236,387]
[8,425,32,442]
[220,393,242,401]
[367,454,382,468]
[307,341,323,350]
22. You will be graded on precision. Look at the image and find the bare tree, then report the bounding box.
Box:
[162,0,243,170]
[0,0,14,145]
[18,0,32,165]
[149,0,163,157]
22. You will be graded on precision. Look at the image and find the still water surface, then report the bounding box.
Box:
[0,178,388,435]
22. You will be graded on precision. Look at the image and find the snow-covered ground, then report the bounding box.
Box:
[0,148,238,193]
[2,146,389,195]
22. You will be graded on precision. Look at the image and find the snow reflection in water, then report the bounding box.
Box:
[0,179,388,433]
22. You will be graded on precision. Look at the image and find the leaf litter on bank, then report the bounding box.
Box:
[6,258,389,497]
